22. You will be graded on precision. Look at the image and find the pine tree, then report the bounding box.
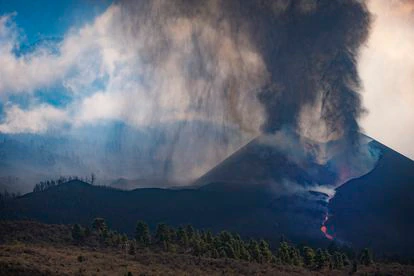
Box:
[72,224,85,243]
[315,248,328,270]
[135,221,151,247]
[240,244,251,261]
[259,240,272,263]
[155,223,170,244]
[206,230,214,244]
[359,248,373,266]
[84,226,91,237]
[211,248,220,259]
[277,242,291,265]
[92,218,107,233]
[303,246,315,267]
[352,259,358,273]
[185,225,195,240]
[289,246,302,266]
[128,241,136,255]
[332,251,344,269]
[177,226,189,248]
[248,240,261,263]
[192,239,203,256]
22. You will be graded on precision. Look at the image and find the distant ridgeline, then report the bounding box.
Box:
[0,179,329,249]
[32,175,96,193]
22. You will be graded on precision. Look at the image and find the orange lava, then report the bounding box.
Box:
[321,225,333,240]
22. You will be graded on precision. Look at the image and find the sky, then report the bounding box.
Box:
[359,0,414,159]
[0,0,413,160]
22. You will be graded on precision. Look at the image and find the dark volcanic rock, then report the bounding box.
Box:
[327,140,414,257]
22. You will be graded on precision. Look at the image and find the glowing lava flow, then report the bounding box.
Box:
[320,192,335,240]
[321,215,334,240]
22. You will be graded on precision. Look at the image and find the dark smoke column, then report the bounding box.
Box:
[250,0,371,144]
[117,0,371,146]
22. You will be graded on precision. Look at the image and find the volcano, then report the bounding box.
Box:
[195,131,414,256]
[1,132,413,256]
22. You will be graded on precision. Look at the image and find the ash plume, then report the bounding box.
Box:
[0,0,373,189]
[116,0,371,145]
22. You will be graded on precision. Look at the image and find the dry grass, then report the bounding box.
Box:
[1,243,414,276]
[1,221,414,275]
[0,243,317,276]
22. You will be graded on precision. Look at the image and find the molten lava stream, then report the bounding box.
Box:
[321,215,334,240]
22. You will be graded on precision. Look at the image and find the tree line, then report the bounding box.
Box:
[0,190,21,209]
[32,174,96,193]
[71,218,373,272]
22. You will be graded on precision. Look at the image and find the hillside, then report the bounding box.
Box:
[327,140,414,257]
[0,179,328,247]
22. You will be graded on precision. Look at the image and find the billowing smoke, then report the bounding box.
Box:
[115,0,371,144]
[0,0,373,191]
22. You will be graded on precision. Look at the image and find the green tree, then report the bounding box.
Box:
[359,248,373,266]
[259,240,272,263]
[92,218,107,233]
[277,242,291,265]
[84,226,91,237]
[169,227,177,243]
[155,223,170,243]
[332,251,344,269]
[315,248,328,270]
[206,230,214,244]
[352,259,358,273]
[303,246,315,267]
[135,221,151,247]
[192,239,203,256]
[185,225,195,240]
[128,241,136,255]
[286,246,302,266]
[176,226,189,247]
[220,249,228,258]
[240,244,251,261]
[248,240,261,263]
[211,248,220,259]
[121,234,128,244]
[72,224,85,242]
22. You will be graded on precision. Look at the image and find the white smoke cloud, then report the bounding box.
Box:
[360,0,414,159]
[0,3,268,182]
[0,104,68,133]
[0,4,266,134]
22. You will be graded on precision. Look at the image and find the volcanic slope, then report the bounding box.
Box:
[326,140,414,257]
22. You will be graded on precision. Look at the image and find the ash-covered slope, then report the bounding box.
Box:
[326,140,414,257]
[194,135,335,188]
[195,131,377,193]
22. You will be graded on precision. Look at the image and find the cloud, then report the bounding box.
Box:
[0,4,266,135]
[0,13,64,95]
[0,3,266,182]
[0,104,68,133]
[359,0,414,159]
